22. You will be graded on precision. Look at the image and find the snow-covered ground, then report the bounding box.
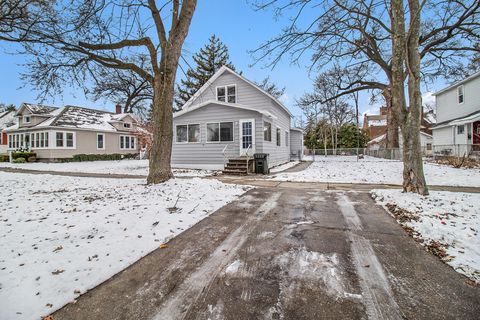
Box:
[272,156,480,187]
[371,189,480,282]
[0,160,217,177]
[270,161,300,173]
[0,172,250,320]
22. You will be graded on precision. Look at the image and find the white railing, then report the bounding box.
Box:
[222,144,230,167]
[245,144,251,175]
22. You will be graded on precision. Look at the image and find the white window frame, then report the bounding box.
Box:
[457,125,465,135]
[206,121,235,143]
[285,131,289,147]
[264,121,272,142]
[119,135,136,150]
[23,115,31,124]
[216,84,237,103]
[97,133,105,150]
[457,85,464,105]
[175,124,201,144]
[54,131,76,149]
[123,122,132,129]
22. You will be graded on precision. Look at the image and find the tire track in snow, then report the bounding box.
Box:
[152,191,282,320]
[337,193,403,320]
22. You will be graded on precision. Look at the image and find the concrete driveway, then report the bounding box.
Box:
[54,187,480,320]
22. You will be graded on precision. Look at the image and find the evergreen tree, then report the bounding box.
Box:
[176,35,235,108]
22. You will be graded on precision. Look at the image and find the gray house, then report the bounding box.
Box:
[172,66,303,172]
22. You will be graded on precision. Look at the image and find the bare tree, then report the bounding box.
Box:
[255,76,286,99]
[253,0,480,195]
[2,0,197,184]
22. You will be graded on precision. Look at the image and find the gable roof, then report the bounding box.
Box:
[16,103,59,116]
[433,70,480,96]
[7,103,139,132]
[0,110,17,130]
[174,100,278,119]
[181,66,293,117]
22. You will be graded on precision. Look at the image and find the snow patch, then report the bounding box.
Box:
[225,260,242,275]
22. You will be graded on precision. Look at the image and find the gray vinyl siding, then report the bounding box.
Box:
[172,104,264,167]
[290,130,304,159]
[174,71,292,169]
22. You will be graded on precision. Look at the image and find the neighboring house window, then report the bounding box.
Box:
[119,135,136,149]
[176,124,200,143]
[23,115,31,124]
[457,125,465,134]
[123,123,131,129]
[40,132,45,148]
[426,143,432,150]
[36,132,40,148]
[56,132,64,147]
[207,122,234,142]
[276,128,281,146]
[216,85,236,103]
[66,133,74,147]
[285,131,289,147]
[264,121,272,141]
[97,133,105,149]
[24,134,30,148]
[457,85,464,104]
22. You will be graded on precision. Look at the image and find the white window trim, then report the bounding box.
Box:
[285,130,289,147]
[54,131,76,149]
[97,133,106,150]
[205,121,235,144]
[119,135,137,150]
[264,121,272,142]
[123,122,132,129]
[457,125,465,135]
[175,123,201,144]
[215,84,237,103]
[457,85,464,105]
[23,115,31,124]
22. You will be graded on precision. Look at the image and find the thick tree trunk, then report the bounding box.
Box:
[147,70,175,184]
[383,88,399,149]
[403,0,428,195]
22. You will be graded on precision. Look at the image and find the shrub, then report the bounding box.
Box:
[12,152,36,161]
[69,153,139,162]
[12,157,26,163]
[27,156,37,162]
[0,154,9,162]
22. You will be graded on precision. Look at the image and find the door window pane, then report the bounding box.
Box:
[242,122,252,149]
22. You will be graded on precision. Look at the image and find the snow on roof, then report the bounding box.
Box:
[368,119,387,126]
[424,110,436,124]
[0,110,17,130]
[47,106,117,131]
[367,134,386,145]
[20,103,59,115]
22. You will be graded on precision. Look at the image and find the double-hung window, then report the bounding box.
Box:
[457,85,464,104]
[264,121,272,142]
[276,128,281,146]
[216,85,236,103]
[23,115,31,124]
[97,133,105,150]
[207,122,234,142]
[56,132,64,147]
[55,131,74,148]
[123,123,131,129]
[457,125,465,135]
[176,124,200,143]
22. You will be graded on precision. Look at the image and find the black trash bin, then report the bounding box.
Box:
[254,153,269,174]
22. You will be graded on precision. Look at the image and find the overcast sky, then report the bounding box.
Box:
[0,0,448,120]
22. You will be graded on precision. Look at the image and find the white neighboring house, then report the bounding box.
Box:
[0,110,17,154]
[432,71,480,156]
[367,131,433,155]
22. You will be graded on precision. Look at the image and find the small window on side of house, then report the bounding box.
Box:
[286,131,289,147]
[457,85,464,104]
[66,133,74,147]
[426,143,432,150]
[97,133,105,149]
[276,128,281,146]
[264,121,272,142]
[227,85,236,103]
[457,125,465,135]
[23,115,31,123]
[123,123,131,129]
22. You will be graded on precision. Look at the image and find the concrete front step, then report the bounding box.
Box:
[222,169,248,175]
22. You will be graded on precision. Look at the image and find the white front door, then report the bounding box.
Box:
[239,119,255,156]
